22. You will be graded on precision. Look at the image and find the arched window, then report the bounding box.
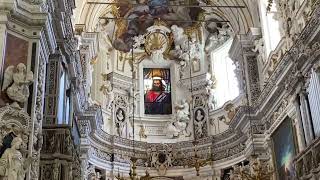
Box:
[211,39,239,108]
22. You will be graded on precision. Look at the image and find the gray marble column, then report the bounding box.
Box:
[293,96,307,151]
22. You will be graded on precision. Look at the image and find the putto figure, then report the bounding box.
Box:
[2,63,34,107]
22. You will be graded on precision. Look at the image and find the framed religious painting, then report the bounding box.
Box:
[143,68,172,115]
[271,117,297,180]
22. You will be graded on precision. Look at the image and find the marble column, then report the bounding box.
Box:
[299,89,315,145]
[293,96,307,151]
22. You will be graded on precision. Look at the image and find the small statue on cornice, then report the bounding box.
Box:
[99,78,114,110]
[138,124,147,139]
[2,63,34,108]
[206,74,217,110]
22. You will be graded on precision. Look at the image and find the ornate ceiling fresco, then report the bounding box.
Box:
[74,0,258,37]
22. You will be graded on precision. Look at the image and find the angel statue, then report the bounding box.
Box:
[2,63,34,107]
[0,137,34,180]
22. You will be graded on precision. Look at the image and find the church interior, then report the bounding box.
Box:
[0,0,320,179]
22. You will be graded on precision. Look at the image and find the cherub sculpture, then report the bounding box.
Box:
[2,63,34,107]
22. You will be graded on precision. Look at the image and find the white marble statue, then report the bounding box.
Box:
[171,25,189,64]
[175,99,190,123]
[2,63,34,107]
[0,137,33,180]
[206,85,216,110]
[100,80,114,109]
[189,37,201,59]
[165,99,191,138]
[171,25,188,52]
[87,56,96,95]
[252,38,266,65]
[128,87,139,115]
[166,121,180,138]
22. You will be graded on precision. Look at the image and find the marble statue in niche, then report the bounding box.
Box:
[100,77,114,109]
[0,137,33,180]
[115,108,126,136]
[1,63,34,108]
[87,56,97,96]
[128,86,139,115]
[252,38,266,65]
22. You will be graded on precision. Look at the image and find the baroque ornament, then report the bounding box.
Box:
[147,144,176,176]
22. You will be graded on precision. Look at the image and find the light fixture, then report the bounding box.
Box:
[184,143,213,176]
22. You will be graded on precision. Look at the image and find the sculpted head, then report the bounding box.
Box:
[11,137,23,149]
[16,63,26,73]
